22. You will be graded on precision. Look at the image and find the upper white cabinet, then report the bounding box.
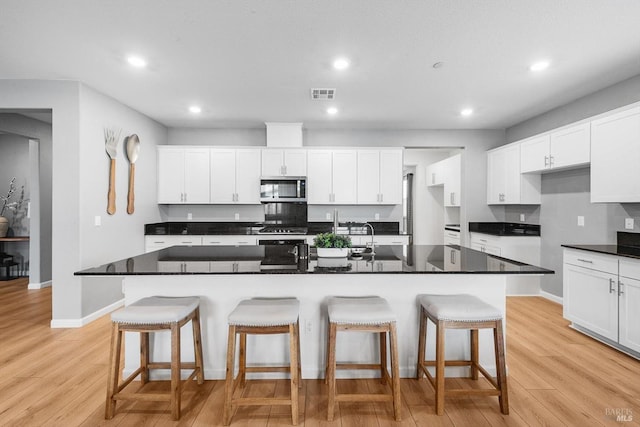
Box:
[487,144,540,204]
[157,147,210,204]
[443,154,461,207]
[261,149,307,177]
[356,149,403,205]
[210,149,261,204]
[520,123,590,174]
[426,161,444,187]
[307,150,357,204]
[591,107,640,203]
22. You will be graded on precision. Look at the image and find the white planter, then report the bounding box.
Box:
[316,247,349,258]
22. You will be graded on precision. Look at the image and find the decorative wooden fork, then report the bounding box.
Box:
[104,128,121,215]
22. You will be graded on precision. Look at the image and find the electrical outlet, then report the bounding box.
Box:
[577,216,585,227]
[375,213,380,220]
[625,218,634,230]
[234,213,240,221]
[187,212,193,220]
[326,212,331,220]
[520,213,525,222]
[305,319,312,333]
[94,215,101,227]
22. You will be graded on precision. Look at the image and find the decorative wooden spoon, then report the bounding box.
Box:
[125,134,140,214]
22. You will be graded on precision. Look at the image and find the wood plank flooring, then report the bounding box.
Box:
[0,278,639,426]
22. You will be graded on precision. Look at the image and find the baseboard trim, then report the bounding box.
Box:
[540,291,563,305]
[28,280,52,290]
[50,298,124,328]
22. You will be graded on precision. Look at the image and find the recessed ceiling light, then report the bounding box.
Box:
[189,106,202,114]
[460,108,473,117]
[333,58,350,70]
[530,60,550,72]
[127,56,147,68]
[327,107,338,115]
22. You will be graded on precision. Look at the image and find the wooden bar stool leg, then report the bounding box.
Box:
[470,329,479,380]
[239,332,247,388]
[435,320,446,416]
[223,325,237,426]
[324,319,330,384]
[192,308,205,384]
[295,319,302,389]
[379,330,387,384]
[170,322,181,420]
[327,322,338,422]
[494,320,509,414]
[105,323,122,419]
[289,323,299,425]
[417,306,427,379]
[140,331,150,384]
[389,322,402,421]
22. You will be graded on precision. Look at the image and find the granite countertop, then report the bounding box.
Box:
[144,221,407,236]
[75,244,553,276]
[468,222,540,236]
[562,232,640,260]
[562,244,640,260]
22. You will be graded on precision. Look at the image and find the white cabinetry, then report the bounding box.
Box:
[563,249,640,356]
[443,154,461,207]
[356,149,403,205]
[144,236,203,253]
[520,123,590,174]
[157,147,210,204]
[307,150,357,204]
[487,144,540,204]
[426,161,444,187]
[350,235,410,246]
[261,149,307,177]
[591,107,640,203]
[617,260,640,353]
[444,229,461,245]
[210,149,261,204]
[202,236,258,246]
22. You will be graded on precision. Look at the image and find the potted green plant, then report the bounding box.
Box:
[313,233,352,258]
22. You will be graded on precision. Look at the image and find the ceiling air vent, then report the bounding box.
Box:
[310,88,336,100]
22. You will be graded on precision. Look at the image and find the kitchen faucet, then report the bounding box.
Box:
[363,222,375,255]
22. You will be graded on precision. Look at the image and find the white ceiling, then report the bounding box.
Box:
[2,0,640,130]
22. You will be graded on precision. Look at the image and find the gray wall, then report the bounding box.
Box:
[505,73,640,297]
[0,113,53,285]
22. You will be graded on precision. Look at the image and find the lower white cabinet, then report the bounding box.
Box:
[444,229,461,245]
[145,236,203,252]
[563,249,640,356]
[202,236,257,246]
[158,261,211,273]
[350,235,410,246]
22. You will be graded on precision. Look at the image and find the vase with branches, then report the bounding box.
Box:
[0,178,28,237]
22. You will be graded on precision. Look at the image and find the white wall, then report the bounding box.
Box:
[0,80,167,324]
[78,84,167,317]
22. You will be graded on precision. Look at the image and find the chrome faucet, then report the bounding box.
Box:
[333,209,339,233]
[363,222,375,255]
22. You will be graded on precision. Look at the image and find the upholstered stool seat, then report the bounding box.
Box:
[325,296,401,421]
[105,296,204,420]
[223,298,301,426]
[416,294,509,415]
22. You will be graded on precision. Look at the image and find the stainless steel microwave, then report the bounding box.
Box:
[260,177,306,202]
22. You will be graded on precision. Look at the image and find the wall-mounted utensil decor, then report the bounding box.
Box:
[125,134,140,214]
[104,128,121,215]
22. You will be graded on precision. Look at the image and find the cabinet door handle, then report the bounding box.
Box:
[550,156,555,166]
[450,192,454,205]
[544,155,549,167]
[380,193,383,203]
[609,278,616,294]
[432,173,435,184]
[577,258,593,264]
[619,281,625,295]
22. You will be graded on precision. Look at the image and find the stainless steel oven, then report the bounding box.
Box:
[260,177,306,202]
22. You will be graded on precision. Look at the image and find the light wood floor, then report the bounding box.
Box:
[1,278,639,426]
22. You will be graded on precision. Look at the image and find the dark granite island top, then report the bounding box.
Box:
[75,244,553,276]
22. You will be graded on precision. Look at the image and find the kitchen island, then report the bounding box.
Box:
[76,244,552,379]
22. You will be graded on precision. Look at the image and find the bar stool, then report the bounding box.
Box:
[325,296,401,421]
[416,294,509,415]
[105,296,204,420]
[223,298,301,426]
